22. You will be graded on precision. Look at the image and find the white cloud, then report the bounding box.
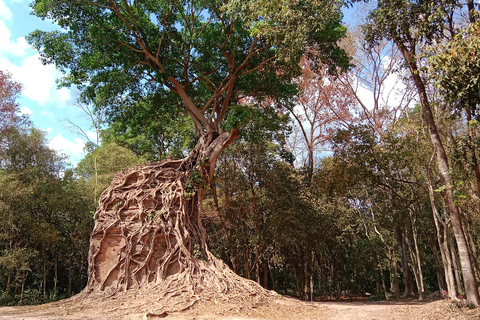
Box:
[19,106,32,115]
[57,88,71,107]
[0,0,12,21]
[0,21,28,56]
[0,54,62,105]
[49,133,86,157]
[86,131,98,142]
[354,82,375,110]
[0,18,68,106]
[44,127,52,134]
[40,110,55,118]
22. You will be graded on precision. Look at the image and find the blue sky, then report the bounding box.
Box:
[1,0,94,166]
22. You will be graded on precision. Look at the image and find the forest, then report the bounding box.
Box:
[1,0,480,310]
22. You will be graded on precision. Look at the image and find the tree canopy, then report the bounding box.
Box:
[28,0,349,143]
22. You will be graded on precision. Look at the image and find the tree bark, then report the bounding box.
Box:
[395,40,480,306]
[6,272,12,295]
[429,234,446,294]
[68,248,73,298]
[20,271,27,306]
[395,225,414,297]
[43,256,47,299]
[449,235,465,295]
[54,256,58,294]
[263,259,269,289]
[426,164,456,299]
[407,207,424,300]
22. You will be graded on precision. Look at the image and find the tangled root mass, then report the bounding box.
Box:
[83,157,271,304]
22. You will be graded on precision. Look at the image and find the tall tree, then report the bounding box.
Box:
[287,58,357,185]
[0,70,27,134]
[364,0,480,306]
[28,0,349,298]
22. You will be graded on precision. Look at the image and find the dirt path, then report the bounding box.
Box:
[316,301,428,320]
[0,296,478,320]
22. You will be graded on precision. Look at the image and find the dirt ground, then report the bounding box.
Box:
[1,293,479,320]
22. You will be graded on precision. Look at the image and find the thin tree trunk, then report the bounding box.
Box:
[373,251,388,300]
[449,235,465,295]
[396,225,414,297]
[20,271,27,306]
[54,256,58,294]
[288,257,299,296]
[6,272,12,295]
[388,249,400,299]
[263,259,268,289]
[429,235,446,293]
[396,40,480,306]
[256,250,260,285]
[408,206,424,300]
[426,165,456,298]
[94,154,98,205]
[461,207,480,282]
[391,260,400,299]
[308,146,314,186]
[68,249,73,298]
[43,257,47,299]
[245,246,250,280]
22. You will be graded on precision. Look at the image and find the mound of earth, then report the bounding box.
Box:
[1,293,479,320]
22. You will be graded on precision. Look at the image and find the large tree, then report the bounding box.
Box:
[364,0,480,306]
[28,0,349,299]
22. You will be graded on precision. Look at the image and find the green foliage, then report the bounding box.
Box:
[193,244,201,259]
[429,21,480,117]
[27,0,350,148]
[363,0,457,47]
[224,0,350,72]
[184,171,206,199]
[101,95,196,161]
[0,124,94,305]
[74,142,146,204]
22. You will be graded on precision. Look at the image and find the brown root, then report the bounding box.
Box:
[83,157,272,305]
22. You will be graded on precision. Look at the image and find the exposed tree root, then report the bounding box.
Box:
[82,152,272,308]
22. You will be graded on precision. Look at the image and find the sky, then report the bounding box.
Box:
[1,0,409,168]
[1,0,94,166]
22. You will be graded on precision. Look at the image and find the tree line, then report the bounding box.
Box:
[1,0,480,307]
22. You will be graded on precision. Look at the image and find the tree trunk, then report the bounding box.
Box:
[256,250,260,285]
[54,256,58,294]
[429,236,446,294]
[408,207,424,300]
[461,207,480,282]
[391,251,401,299]
[449,235,465,295]
[6,272,12,295]
[395,40,480,306]
[426,165,456,299]
[395,225,414,297]
[373,251,388,300]
[245,245,251,280]
[43,257,47,299]
[263,259,269,289]
[20,271,27,306]
[308,145,314,186]
[84,129,269,301]
[68,248,73,298]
